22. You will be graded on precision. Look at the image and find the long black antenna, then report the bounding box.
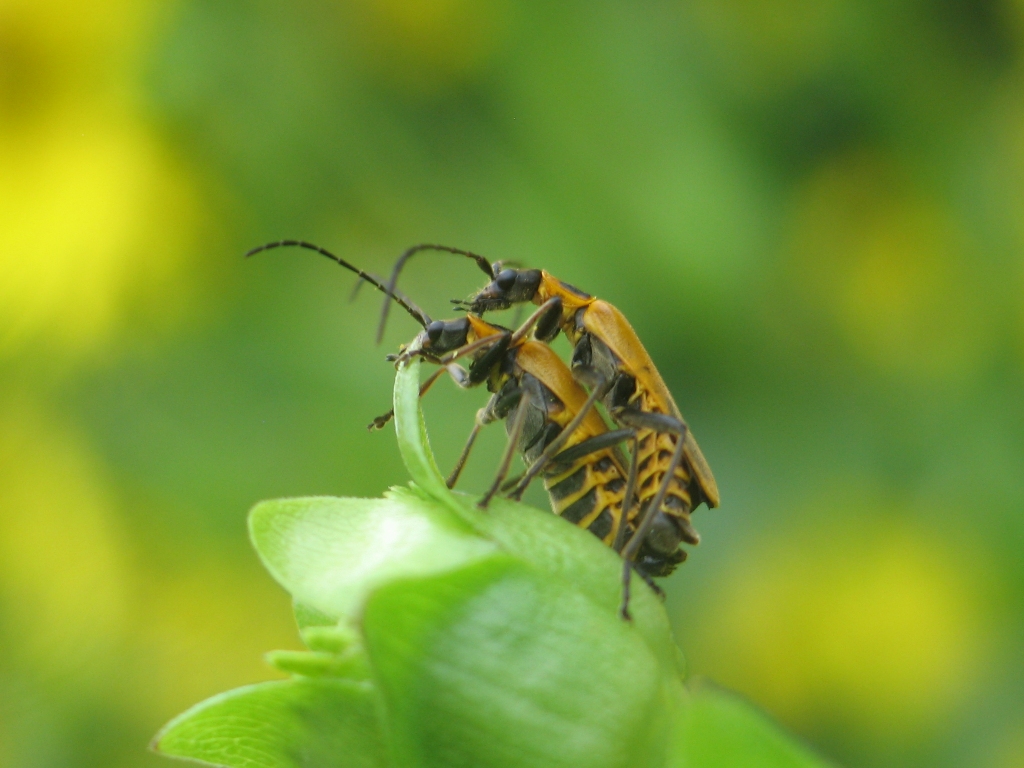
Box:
[377,244,496,344]
[245,240,432,328]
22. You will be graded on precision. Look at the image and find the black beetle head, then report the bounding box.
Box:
[463,269,543,313]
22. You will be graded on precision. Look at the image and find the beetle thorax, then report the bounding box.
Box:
[535,272,593,326]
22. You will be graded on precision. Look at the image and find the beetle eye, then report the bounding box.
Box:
[426,321,444,342]
[495,269,517,291]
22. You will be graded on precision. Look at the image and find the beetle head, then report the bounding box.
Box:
[462,268,543,313]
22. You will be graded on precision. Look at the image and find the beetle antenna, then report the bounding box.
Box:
[246,240,431,328]
[377,244,497,344]
[349,277,367,303]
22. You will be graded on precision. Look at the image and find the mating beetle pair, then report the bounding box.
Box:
[247,240,719,619]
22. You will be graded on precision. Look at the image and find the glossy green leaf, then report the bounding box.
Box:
[249,493,495,622]
[153,678,387,768]
[363,556,683,768]
[668,685,834,768]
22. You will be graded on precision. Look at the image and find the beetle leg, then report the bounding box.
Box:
[614,431,640,554]
[466,332,512,384]
[445,390,498,488]
[546,428,634,468]
[367,363,456,430]
[479,390,532,509]
[634,565,663,597]
[443,363,471,388]
[447,421,483,489]
[499,471,526,492]
[509,296,563,344]
[619,428,687,621]
[611,407,688,436]
[618,560,667,623]
[505,378,614,501]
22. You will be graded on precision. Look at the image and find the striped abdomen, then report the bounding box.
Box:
[632,387,701,547]
[544,450,629,546]
[518,378,632,547]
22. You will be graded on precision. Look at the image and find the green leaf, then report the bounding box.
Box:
[438,490,683,675]
[265,649,371,680]
[363,556,683,768]
[392,358,451,500]
[668,684,834,768]
[152,678,387,768]
[300,623,360,654]
[268,626,371,679]
[292,601,336,630]
[249,494,495,623]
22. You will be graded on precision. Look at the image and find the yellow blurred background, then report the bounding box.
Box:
[2,1,1023,766]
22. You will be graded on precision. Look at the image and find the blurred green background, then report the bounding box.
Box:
[2,1,1023,766]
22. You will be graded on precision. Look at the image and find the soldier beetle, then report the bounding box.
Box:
[380,246,719,618]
